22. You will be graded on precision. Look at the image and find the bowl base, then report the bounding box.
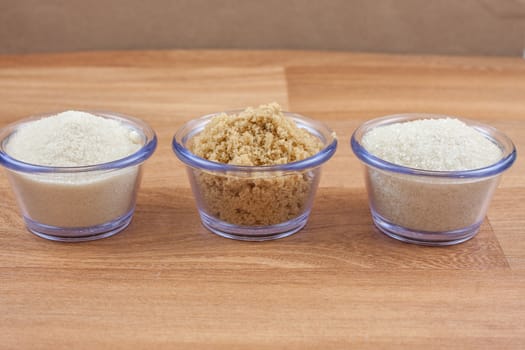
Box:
[371,211,480,246]
[199,211,310,241]
[24,210,134,242]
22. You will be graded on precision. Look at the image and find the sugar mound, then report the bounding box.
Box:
[6,111,142,166]
[189,102,323,166]
[362,118,502,171]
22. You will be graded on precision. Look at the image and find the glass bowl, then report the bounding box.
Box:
[0,111,157,242]
[351,113,516,246]
[172,110,337,241]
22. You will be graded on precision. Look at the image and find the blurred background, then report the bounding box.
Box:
[1,0,524,56]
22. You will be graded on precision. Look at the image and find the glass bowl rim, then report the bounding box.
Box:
[0,110,157,173]
[350,113,517,178]
[172,109,338,173]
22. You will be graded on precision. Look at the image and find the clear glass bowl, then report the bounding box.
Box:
[172,110,337,241]
[0,111,157,242]
[351,114,516,246]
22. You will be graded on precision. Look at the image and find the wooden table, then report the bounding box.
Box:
[1,50,524,349]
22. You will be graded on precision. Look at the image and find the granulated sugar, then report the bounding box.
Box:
[361,118,504,232]
[189,103,323,226]
[365,169,500,232]
[6,111,141,166]
[4,111,144,228]
[362,118,501,171]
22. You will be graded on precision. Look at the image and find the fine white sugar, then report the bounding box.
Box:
[6,111,142,166]
[3,110,144,228]
[362,118,502,171]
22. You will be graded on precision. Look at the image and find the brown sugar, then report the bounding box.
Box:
[190,102,322,166]
[189,103,323,226]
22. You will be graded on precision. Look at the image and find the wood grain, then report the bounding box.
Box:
[2,268,525,350]
[0,50,524,349]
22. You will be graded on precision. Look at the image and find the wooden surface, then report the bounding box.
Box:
[0,50,524,349]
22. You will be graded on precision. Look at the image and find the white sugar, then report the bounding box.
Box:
[3,111,145,228]
[6,111,142,166]
[362,118,502,171]
[360,117,506,234]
